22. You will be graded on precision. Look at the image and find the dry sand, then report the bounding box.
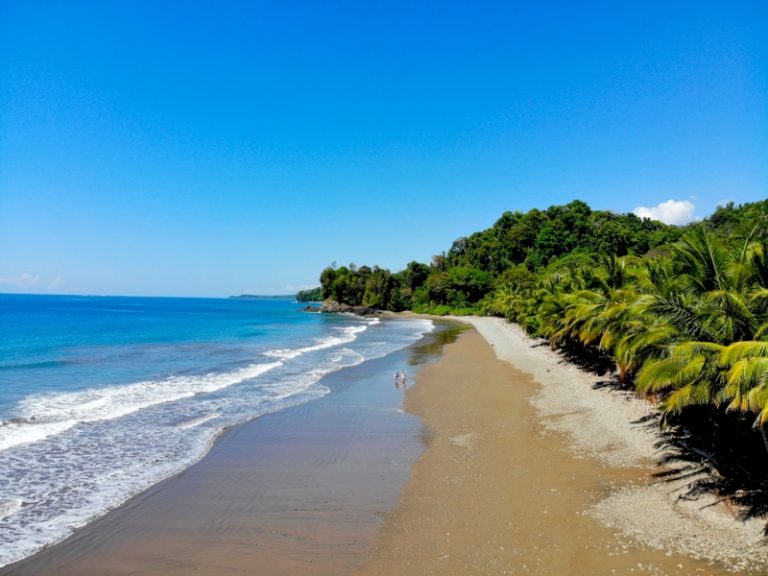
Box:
[464,317,768,573]
[355,318,767,575]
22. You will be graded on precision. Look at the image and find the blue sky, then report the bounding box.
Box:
[1,1,766,297]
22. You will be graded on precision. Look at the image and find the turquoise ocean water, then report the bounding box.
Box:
[0,294,432,567]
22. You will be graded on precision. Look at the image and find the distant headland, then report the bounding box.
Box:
[228,294,294,299]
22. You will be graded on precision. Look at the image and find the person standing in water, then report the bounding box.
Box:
[394,369,407,390]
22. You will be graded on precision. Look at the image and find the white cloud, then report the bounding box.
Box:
[633,199,698,225]
[0,272,41,287]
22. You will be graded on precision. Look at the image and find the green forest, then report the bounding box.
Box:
[313,199,768,519]
[296,286,323,302]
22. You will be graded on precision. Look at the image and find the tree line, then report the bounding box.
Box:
[317,200,682,314]
[311,199,768,519]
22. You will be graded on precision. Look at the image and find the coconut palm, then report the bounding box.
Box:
[636,227,768,425]
[535,273,574,344]
[720,341,768,427]
[636,340,727,418]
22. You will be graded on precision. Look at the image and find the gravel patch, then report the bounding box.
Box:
[590,483,768,573]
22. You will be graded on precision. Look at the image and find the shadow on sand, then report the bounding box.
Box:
[585,363,768,536]
[538,336,768,537]
[651,407,768,535]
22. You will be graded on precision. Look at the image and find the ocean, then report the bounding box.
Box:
[0,294,433,567]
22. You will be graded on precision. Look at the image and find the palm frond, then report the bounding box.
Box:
[720,341,768,364]
[636,354,706,394]
[644,292,715,342]
[703,289,758,340]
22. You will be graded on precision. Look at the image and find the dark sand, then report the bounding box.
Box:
[0,323,462,576]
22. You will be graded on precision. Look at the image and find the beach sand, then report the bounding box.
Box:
[0,323,460,576]
[462,317,768,573]
[4,318,767,575]
[354,327,739,576]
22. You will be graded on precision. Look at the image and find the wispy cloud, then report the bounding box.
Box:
[0,272,41,287]
[633,199,698,225]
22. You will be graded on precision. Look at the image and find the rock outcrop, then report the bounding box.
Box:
[318,300,380,316]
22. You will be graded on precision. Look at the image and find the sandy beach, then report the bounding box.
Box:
[4,317,767,575]
[462,317,768,573]
[0,323,459,575]
[354,326,739,576]
[354,317,768,575]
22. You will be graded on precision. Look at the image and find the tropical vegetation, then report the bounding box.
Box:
[296,286,324,302]
[317,198,768,522]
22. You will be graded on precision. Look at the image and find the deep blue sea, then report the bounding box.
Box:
[0,294,432,567]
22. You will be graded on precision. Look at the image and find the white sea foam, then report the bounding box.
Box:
[0,380,332,568]
[259,368,329,401]
[0,314,435,569]
[0,499,21,521]
[263,324,368,360]
[0,361,282,453]
[328,347,364,365]
[0,419,78,452]
[177,412,221,430]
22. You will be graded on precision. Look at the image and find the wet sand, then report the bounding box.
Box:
[354,329,755,576]
[0,323,461,576]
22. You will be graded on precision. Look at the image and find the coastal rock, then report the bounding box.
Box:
[300,305,323,312]
[319,300,380,316]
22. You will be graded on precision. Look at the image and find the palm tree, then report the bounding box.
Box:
[636,340,727,419]
[720,341,768,427]
[636,227,768,429]
[536,273,573,344]
[673,227,763,343]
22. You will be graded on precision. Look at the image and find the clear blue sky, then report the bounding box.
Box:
[1,1,766,297]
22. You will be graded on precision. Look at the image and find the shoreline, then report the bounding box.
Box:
[4,314,766,574]
[354,323,766,575]
[0,320,460,575]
